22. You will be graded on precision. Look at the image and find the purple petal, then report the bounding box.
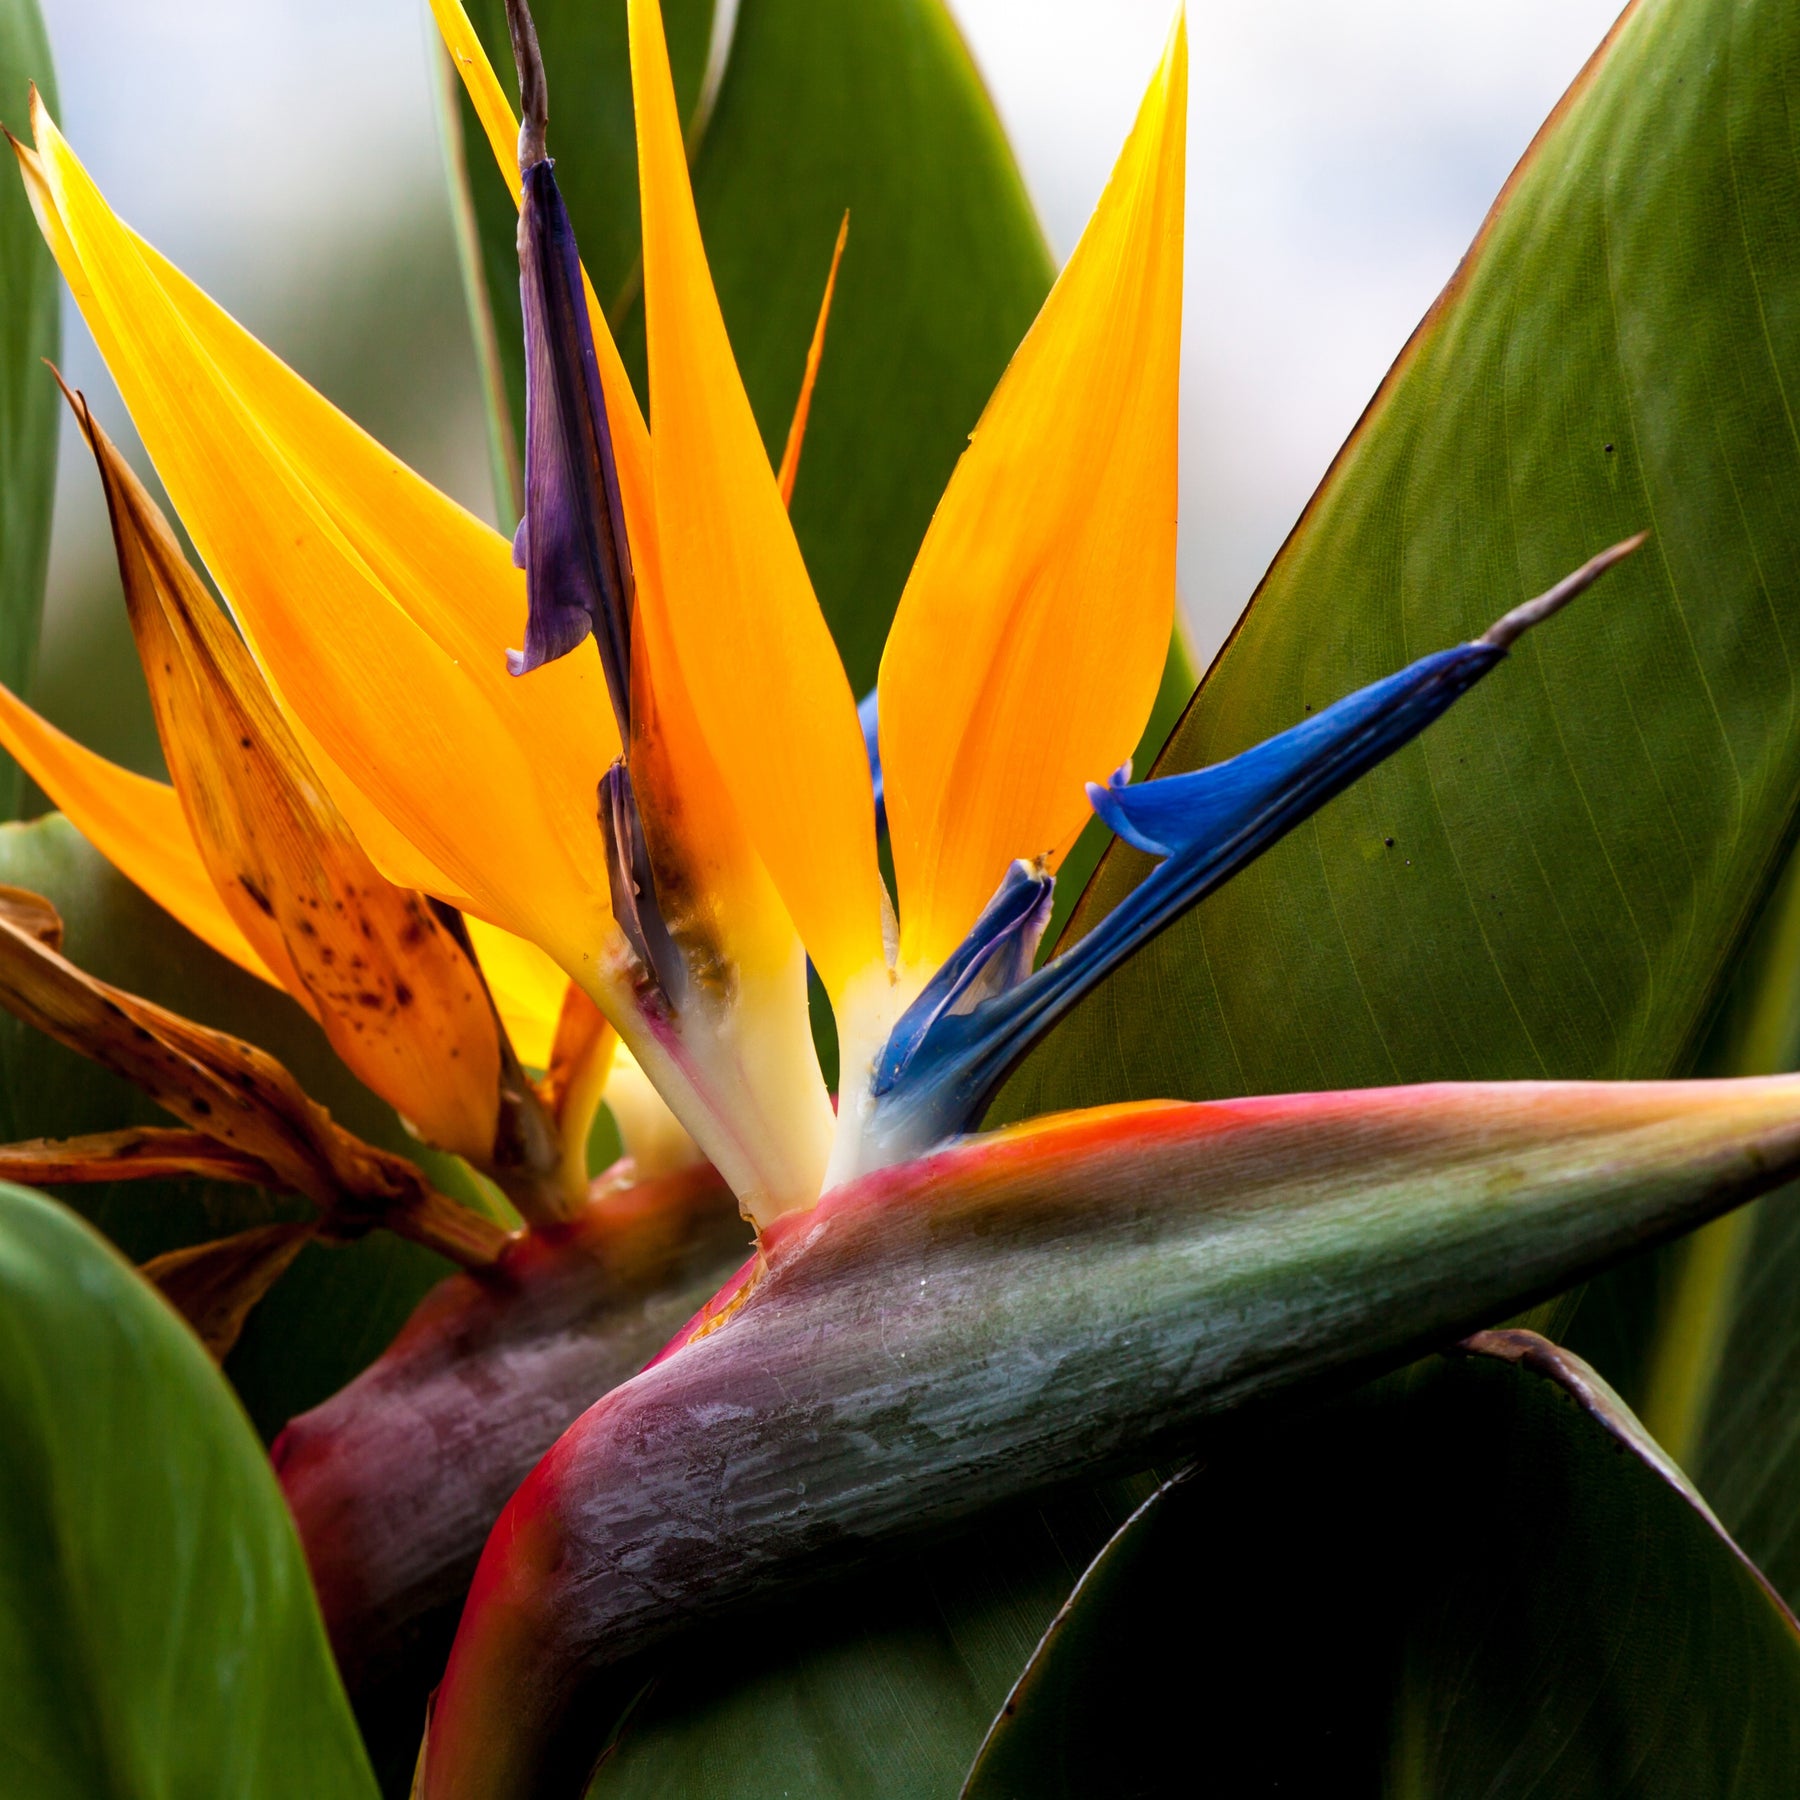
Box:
[509,157,634,734]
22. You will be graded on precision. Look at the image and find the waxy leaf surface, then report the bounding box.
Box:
[0,1182,377,1799]
[587,1481,1157,1799]
[964,1349,1800,1798]
[1567,806,1800,1618]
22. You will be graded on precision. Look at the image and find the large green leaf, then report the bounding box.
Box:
[0,813,461,1436]
[1564,803,1800,1612]
[0,0,58,821]
[0,1180,377,1798]
[964,1345,1800,1799]
[1002,0,1800,1124]
[447,0,1056,691]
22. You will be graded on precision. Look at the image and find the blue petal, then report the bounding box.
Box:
[863,636,1521,1160]
[874,859,1053,1098]
[857,686,886,836]
[1084,645,1496,867]
[508,157,634,737]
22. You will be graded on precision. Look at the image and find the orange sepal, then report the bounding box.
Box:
[629,0,886,1005]
[880,18,1187,974]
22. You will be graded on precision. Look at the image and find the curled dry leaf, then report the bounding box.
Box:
[143,1222,319,1361]
[0,906,508,1269]
[0,1125,277,1187]
[0,882,61,948]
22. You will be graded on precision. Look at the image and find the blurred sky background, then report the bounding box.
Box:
[31,0,1623,777]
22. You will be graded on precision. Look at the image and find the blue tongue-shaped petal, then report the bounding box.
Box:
[1083,641,1496,861]
[874,859,1053,1097]
[861,537,1645,1164]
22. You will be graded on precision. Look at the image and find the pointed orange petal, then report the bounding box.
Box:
[540,982,617,1194]
[0,682,277,987]
[76,393,505,1166]
[429,0,783,968]
[25,105,610,976]
[429,0,525,186]
[131,236,621,893]
[629,0,884,1005]
[13,135,466,910]
[777,212,849,509]
[880,18,1187,975]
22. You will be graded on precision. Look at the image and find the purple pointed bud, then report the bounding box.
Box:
[507,158,635,728]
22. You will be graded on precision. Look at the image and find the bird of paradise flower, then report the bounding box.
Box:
[2,0,1800,1792]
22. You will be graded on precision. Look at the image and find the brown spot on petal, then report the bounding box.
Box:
[238,874,276,918]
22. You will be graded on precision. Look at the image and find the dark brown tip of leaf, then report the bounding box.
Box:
[0,884,62,952]
[44,361,94,442]
[505,0,549,170]
[1478,531,1648,650]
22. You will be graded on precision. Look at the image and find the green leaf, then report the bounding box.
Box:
[964,1345,1800,1798]
[445,0,1056,690]
[0,0,59,821]
[0,1179,378,1798]
[587,1482,1155,1799]
[1565,809,1800,1613]
[0,812,461,1436]
[1002,0,1800,1123]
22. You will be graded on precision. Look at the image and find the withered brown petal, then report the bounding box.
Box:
[0,911,509,1268]
[65,381,506,1168]
[143,1221,317,1360]
[0,883,63,951]
[0,1126,276,1187]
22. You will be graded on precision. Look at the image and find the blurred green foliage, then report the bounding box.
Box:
[0,0,57,819]
[0,1183,377,1799]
